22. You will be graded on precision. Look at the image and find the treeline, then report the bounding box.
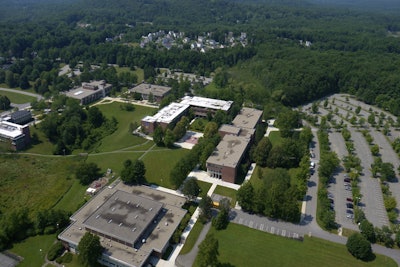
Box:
[38,96,117,154]
[0,208,70,250]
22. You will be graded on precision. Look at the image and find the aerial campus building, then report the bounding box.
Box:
[206,107,263,183]
[0,120,31,151]
[141,96,233,133]
[129,83,172,103]
[65,80,112,105]
[59,183,187,267]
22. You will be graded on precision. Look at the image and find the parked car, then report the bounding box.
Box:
[344,178,351,183]
[345,185,352,191]
[346,197,353,202]
[344,173,349,178]
[329,198,334,204]
[346,203,354,209]
[328,192,334,199]
[346,209,354,219]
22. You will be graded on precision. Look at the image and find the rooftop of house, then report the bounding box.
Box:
[232,107,263,130]
[129,83,172,97]
[65,81,111,100]
[142,103,190,124]
[180,96,233,111]
[206,134,251,169]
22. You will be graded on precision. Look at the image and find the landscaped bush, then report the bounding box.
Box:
[56,252,73,264]
[346,233,373,261]
[47,241,64,261]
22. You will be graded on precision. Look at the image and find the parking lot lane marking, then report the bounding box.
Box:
[260,224,264,231]
[281,230,286,237]
[239,218,243,224]
[249,221,254,228]
[270,227,275,234]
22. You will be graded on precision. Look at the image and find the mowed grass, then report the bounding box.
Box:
[87,152,143,176]
[213,186,237,207]
[24,126,55,154]
[0,154,79,216]
[194,223,396,267]
[53,179,87,213]
[94,102,156,152]
[268,130,283,146]
[0,90,36,104]
[197,180,212,198]
[10,234,56,267]
[141,147,190,188]
[115,66,144,83]
[179,220,204,255]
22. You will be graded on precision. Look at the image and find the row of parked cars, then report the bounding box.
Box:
[328,173,355,219]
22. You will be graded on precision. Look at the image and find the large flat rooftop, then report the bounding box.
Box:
[142,102,190,124]
[0,121,24,139]
[59,183,187,267]
[232,107,263,129]
[180,96,233,111]
[129,83,171,97]
[82,190,163,246]
[65,88,99,100]
[206,135,251,169]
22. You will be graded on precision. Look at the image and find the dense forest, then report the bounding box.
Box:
[1,0,400,114]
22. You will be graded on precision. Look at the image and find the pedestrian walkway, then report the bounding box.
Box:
[189,169,240,190]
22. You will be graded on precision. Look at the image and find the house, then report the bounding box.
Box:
[65,80,112,105]
[0,121,30,151]
[59,183,187,267]
[129,83,172,103]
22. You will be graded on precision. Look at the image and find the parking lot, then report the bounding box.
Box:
[229,209,303,240]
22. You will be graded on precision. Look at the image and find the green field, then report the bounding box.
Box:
[115,66,144,84]
[87,151,143,175]
[141,147,190,188]
[94,102,155,152]
[10,234,56,267]
[194,223,396,267]
[53,179,87,213]
[0,90,36,104]
[0,154,80,216]
[25,126,55,154]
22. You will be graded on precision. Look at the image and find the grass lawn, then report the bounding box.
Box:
[115,66,144,83]
[213,186,237,207]
[197,180,212,198]
[53,179,87,213]
[194,223,396,267]
[95,102,155,152]
[0,154,79,216]
[24,126,55,154]
[0,90,36,104]
[10,234,56,267]
[87,151,143,176]
[141,147,190,188]
[268,130,283,146]
[180,220,205,255]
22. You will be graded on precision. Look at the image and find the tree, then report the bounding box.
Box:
[0,95,11,110]
[355,106,361,115]
[213,198,230,230]
[153,126,164,146]
[370,144,379,156]
[346,233,372,261]
[311,102,319,114]
[181,178,200,200]
[203,121,218,139]
[121,159,146,184]
[368,113,376,125]
[395,231,400,248]
[87,106,105,128]
[380,162,396,182]
[148,92,154,103]
[253,137,272,167]
[164,129,175,147]
[78,232,103,267]
[275,109,301,138]
[199,195,213,223]
[359,219,376,243]
[197,234,219,267]
[75,162,100,185]
[237,182,254,211]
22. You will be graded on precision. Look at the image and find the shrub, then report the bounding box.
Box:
[47,241,64,261]
[346,233,373,261]
[56,252,73,264]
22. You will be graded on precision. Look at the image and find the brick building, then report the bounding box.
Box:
[66,80,112,105]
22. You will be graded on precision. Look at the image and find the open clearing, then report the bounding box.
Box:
[194,223,396,267]
[0,90,36,104]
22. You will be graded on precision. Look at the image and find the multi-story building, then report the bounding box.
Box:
[179,96,233,118]
[0,121,30,151]
[66,80,112,105]
[141,103,190,133]
[129,83,172,103]
[9,110,32,125]
[59,183,187,267]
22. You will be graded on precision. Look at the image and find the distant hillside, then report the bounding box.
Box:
[306,0,400,11]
